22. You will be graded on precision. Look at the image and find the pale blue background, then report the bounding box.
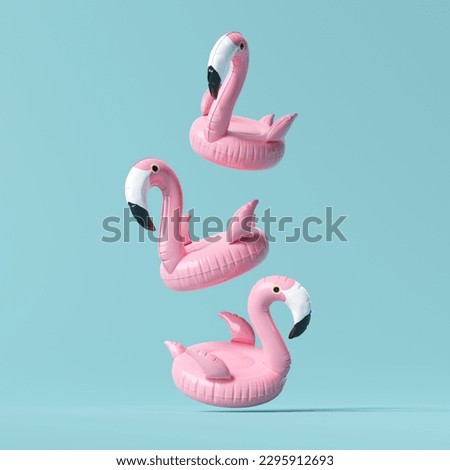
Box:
[1,0,449,450]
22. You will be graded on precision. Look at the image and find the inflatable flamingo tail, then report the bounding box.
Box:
[265,113,298,142]
[186,349,232,380]
[164,341,186,359]
[227,199,258,243]
[219,311,255,345]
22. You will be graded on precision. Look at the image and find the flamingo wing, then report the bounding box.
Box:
[227,199,258,244]
[187,349,232,380]
[219,311,255,346]
[259,114,275,126]
[265,113,298,142]
[180,213,192,245]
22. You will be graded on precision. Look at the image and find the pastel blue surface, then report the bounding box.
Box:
[1,0,449,450]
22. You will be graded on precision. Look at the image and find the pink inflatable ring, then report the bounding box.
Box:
[125,158,269,291]
[190,32,298,171]
[165,276,312,408]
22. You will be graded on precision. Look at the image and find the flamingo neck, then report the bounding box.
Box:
[248,296,291,376]
[158,174,186,272]
[205,56,248,142]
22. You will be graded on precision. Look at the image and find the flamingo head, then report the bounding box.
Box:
[251,276,312,340]
[124,158,175,232]
[207,31,248,99]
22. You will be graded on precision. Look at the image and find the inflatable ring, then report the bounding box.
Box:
[125,158,269,291]
[165,276,312,407]
[190,32,298,171]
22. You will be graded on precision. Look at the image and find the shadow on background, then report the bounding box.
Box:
[203,407,450,414]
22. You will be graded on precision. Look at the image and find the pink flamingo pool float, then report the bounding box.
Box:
[165,276,311,407]
[125,158,269,291]
[190,32,298,171]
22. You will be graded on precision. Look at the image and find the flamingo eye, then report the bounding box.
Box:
[239,42,244,50]
[273,286,280,293]
[151,165,159,172]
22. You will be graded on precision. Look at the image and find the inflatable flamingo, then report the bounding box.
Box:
[165,276,311,407]
[125,158,269,291]
[190,32,298,171]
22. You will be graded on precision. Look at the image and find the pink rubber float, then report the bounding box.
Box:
[165,276,312,407]
[190,32,298,171]
[125,158,269,291]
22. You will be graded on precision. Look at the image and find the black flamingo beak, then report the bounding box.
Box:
[128,203,156,231]
[207,66,221,99]
[289,313,311,340]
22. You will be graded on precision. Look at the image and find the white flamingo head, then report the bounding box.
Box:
[250,276,312,339]
[124,158,174,232]
[207,31,248,99]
